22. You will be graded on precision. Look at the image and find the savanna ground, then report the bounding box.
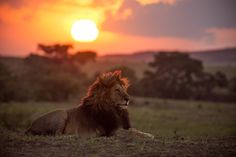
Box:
[0,97,236,157]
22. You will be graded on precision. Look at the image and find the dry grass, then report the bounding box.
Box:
[0,98,236,156]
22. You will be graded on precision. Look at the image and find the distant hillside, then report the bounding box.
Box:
[101,48,236,66]
[191,48,236,65]
[100,51,155,63]
[1,48,236,79]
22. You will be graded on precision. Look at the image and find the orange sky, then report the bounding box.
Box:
[0,0,236,56]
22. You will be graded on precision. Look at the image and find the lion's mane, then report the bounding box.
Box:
[79,71,130,136]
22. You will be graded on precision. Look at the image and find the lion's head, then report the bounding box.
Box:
[82,70,130,110]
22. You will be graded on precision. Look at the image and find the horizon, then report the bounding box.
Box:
[0,0,236,56]
[1,46,236,58]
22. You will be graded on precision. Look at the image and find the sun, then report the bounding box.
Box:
[71,19,99,42]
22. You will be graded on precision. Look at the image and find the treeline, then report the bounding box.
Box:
[130,52,236,102]
[0,44,96,102]
[0,45,236,102]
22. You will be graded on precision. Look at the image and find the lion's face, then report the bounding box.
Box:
[110,83,130,109]
[83,70,130,109]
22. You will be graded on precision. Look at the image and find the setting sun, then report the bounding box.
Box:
[71,19,99,42]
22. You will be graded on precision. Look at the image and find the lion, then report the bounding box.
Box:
[25,70,154,138]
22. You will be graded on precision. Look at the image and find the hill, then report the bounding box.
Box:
[101,48,236,66]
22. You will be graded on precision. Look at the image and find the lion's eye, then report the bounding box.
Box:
[115,89,120,92]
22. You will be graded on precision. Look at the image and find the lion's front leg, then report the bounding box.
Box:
[128,128,154,139]
[119,109,154,139]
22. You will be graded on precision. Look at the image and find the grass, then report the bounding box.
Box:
[0,98,235,137]
[0,98,236,156]
[131,97,236,137]
[1,128,235,157]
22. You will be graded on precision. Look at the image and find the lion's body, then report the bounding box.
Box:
[25,71,154,139]
[26,105,130,137]
[25,110,67,135]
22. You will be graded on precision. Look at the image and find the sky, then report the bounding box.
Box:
[0,0,236,56]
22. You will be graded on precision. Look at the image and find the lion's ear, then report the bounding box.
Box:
[98,74,108,87]
[98,75,105,86]
[113,70,122,79]
[98,75,103,82]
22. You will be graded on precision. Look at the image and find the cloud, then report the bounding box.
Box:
[207,28,236,48]
[0,0,25,8]
[136,0,177,5]
[1,0,236,56]
[0,0,128,26]
[103,0,236,39]
[0,0,128,56]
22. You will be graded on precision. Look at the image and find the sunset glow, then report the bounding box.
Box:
[71,20,99,42]
[0,0,235,56]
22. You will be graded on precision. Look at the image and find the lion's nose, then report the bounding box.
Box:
[124,97,129,102]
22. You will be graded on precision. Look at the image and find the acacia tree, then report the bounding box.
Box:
[37,44,97,65]
[37,44,73,59]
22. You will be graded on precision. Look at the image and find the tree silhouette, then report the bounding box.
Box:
[71,50,97,64]
[23,53,88,101]
[37,44,97,65]
[109,66,137,83]
[140,52,216,99]
[215,71,228,88]
[229,77,236,94]
[37,44,73,59]
[0,62,15,101]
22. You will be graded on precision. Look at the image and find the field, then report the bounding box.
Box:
[1,97,236,157]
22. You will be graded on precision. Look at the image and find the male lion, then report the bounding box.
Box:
[25,71,154,138]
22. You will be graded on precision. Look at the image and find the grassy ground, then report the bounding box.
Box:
[0,98,236,156]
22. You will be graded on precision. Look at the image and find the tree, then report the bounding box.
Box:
[0,62,9,100]
[229,77,236,94]
[37,44,73,59]
[140,52,216,99]
[0,62,15,101]
[109,66,137,83]
[71,51,97,64]
[215,71,228,88]
[37,44,97,65]
[23,54,88,101]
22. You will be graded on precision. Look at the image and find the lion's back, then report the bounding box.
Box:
[25,110,67,135]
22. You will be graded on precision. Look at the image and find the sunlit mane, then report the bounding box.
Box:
[81,70,129,106]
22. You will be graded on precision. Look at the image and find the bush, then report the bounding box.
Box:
[0,54,89,102]
[135,52,234,101]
